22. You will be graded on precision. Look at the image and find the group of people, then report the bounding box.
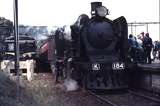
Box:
[128,32,153,64]
[152,41,160,60]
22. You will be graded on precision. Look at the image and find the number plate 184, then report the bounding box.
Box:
[112,62,125,70]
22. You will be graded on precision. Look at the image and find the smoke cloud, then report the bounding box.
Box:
[64,78,79,91]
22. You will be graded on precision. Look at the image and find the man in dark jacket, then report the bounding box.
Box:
[142,33,153,64]
[128,34,138,63]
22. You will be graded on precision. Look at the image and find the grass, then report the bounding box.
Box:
[0,72,107,106]
[0,71,36,106]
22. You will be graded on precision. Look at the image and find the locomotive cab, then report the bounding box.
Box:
[70,2,129,90]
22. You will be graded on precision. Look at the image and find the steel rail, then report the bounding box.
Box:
[129,90,160,104]
[89,90,160,106]
[88,91,118,106]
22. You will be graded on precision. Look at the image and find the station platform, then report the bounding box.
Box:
[137,63,160,72]
[130,61,160,93]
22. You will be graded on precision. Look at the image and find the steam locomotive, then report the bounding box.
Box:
[54,2,131,90]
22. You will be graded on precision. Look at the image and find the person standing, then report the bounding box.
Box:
[128,34,138,63]
[142,33,153,64]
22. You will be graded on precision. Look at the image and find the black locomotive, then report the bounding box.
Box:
[54,2,131,90]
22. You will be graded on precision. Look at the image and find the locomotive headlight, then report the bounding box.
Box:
[96,6,108,17]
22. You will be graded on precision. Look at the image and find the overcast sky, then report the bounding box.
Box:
[0,0,159,40]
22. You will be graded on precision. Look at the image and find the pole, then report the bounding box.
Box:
[13,0,20,102]
[134,26,136,36]
[146,24,148,33]
[159,0,160,41]
[131,24,133,34]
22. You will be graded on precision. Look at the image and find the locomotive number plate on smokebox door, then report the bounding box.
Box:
[92,63,100,70]
[112,62,125,70]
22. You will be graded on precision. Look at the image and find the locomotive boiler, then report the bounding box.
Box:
[54,2,131,90]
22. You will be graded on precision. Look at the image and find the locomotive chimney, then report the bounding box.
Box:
[91,2,102,16]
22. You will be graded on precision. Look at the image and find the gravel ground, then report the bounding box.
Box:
[0,72,108,106]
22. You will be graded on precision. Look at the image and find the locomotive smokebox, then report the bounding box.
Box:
[91,2,102,11]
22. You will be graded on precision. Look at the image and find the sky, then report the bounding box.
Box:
[0,0,159,40]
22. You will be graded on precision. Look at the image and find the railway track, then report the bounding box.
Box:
[129,90,160,104]
[88,90,160,106]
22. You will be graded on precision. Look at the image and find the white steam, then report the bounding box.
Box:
[64,78,79,91]
[63,25,72,41]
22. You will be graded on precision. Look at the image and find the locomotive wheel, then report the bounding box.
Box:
[50,63,56,74]
[69,65,85,88]
[82,74,87,89]
[70,68,80,82]
[62,67,67,79]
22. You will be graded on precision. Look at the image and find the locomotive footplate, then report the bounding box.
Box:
[77,62,128,90]
[131,63,160,94]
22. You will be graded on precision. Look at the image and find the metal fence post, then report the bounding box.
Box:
[13,0,20,102]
